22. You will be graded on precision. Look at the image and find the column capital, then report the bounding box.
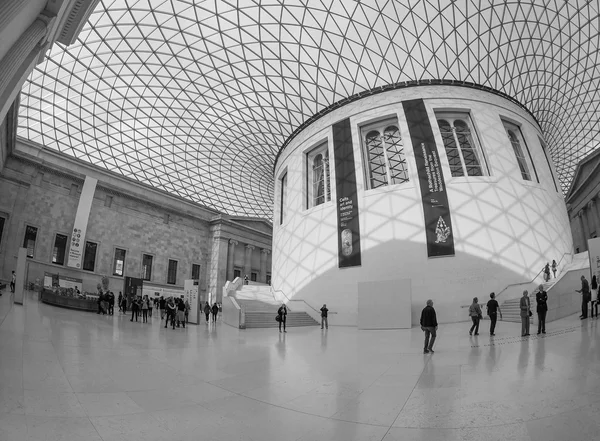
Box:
[229,239,238,245]
[261,248,271,255]
[579,209,586,217]
[245,244,255,250]
[588,199,595,208]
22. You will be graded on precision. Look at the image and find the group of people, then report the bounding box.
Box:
[576,274,599,319]
[127,294,155,323]
[158,296,190,329]
[543,260,558,282]
[96,291,115,315]
[420,283,551,353]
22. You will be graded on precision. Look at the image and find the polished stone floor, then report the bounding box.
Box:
[0,290,599,441]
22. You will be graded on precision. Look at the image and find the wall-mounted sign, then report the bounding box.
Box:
[403,99,455,258]
[333,118,362,268]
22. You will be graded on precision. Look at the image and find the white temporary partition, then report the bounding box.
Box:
[587,238,600,282]
[183,279,200,324]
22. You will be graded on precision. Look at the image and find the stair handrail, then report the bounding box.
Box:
[495,251,573,300]
[270,287,332,315]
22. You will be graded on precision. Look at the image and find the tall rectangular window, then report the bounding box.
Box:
[436,113,487,177]
[0,216,5,249]
[82,241,98,271]
[361,118,410,189]
[306,143,331,208]
[142,254,153,281]
[52,234,68,265]
[23,225,38,258]
[113,248,126,276]
[539,137,559,192]
[167,259,178,285]
[279,172,287,225]
[192,264,201,280]
[503,121,539,182]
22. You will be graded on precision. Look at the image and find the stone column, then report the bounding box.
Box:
[259,249,270,283]
[226,239,237,281]
[244,245,254,279]
[588,200,599,237]
[579,209,589,251]
[0,0,29,33]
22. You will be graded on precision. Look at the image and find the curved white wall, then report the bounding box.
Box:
[272,86,572,326]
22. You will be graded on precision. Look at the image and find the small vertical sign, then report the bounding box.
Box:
[333,118,361,268]
[67,176,98,268]
[403,99,455,258]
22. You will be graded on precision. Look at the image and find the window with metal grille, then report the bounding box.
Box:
[436,114,486,177]
[52,234,68,265]
[113,248,126,276]
[167,259,178,285]
[23,225,38,258]
[361,120,409,189]
[192,264,200,280]
[82,241,98,271]
[306,143,331,208]
[142,254,153,281]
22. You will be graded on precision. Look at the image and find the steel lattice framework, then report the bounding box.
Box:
[18,0,600,217]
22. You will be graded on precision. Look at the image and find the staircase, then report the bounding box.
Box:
[500,280,554,322]
[231,284,319,328]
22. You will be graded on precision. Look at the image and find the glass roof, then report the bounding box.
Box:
[18,0,600,217]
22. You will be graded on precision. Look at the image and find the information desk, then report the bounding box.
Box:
[41,289,97,312]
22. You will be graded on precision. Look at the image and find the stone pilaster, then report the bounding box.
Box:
[579,209,589,251]
[244,245,254,278]
[259,248,270,283]
[587,200,599,237]
[227,239,238,281]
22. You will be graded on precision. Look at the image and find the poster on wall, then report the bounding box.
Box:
[67,176,98,268]
[587,237,600,283]
[333,117,362,268]
[403,99,455,258]
[184,279,200,324]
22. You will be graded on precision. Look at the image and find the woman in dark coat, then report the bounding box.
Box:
[277,303,287,333]
[211,303,218,322]
[204,302,211,322]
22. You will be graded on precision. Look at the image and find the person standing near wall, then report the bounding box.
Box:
[520,290,531,337]
[420,299,438,353]
[320,304,329,329]
[486,293,502,336]
[536,284,548,334]
[184,299,190,323]
[469,297,482,336]
[576,275,590,319]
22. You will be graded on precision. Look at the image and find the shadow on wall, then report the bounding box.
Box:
[281,239,559,327]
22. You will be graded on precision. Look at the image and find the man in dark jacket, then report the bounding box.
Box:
[536,284,548,334]
[420,299,438,354]
[576,275,590,319]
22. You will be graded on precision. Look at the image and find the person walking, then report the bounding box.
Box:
[591,275,598,307]
[420,299,438,353]
[468,297,482,335]
[148,297,153,317]
[184,299,190,323]
[320,304,329,329]
[277,303,287,333]
[108,291,115,315]
[211,303,218,322]
[165,298,176,329]
[520,290,531,337]
[536,284,548,334]
[486,292,502,336]
[121,293,127,314]
[159,296,166,319]
[551,259,557,278]
[204,302,211,322]
[576,275,590,319]
[177,298,186,328]
[130,296,140,322]
[10,270,16,293]
[141,295,149,323]
[543,263,551,282]
[118,292,123,312]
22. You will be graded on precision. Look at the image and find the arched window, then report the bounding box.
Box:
[361,120,409,189]
[436,115,485,177]
[306,143,331,208]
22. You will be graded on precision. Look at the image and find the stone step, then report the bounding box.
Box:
[245,311,319,328]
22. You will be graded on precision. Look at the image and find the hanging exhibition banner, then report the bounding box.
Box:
[587,237,600,282]
[403,99,455,258]
[184,279,200,324]
[67,176,98,268]
[333,117,362,268]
